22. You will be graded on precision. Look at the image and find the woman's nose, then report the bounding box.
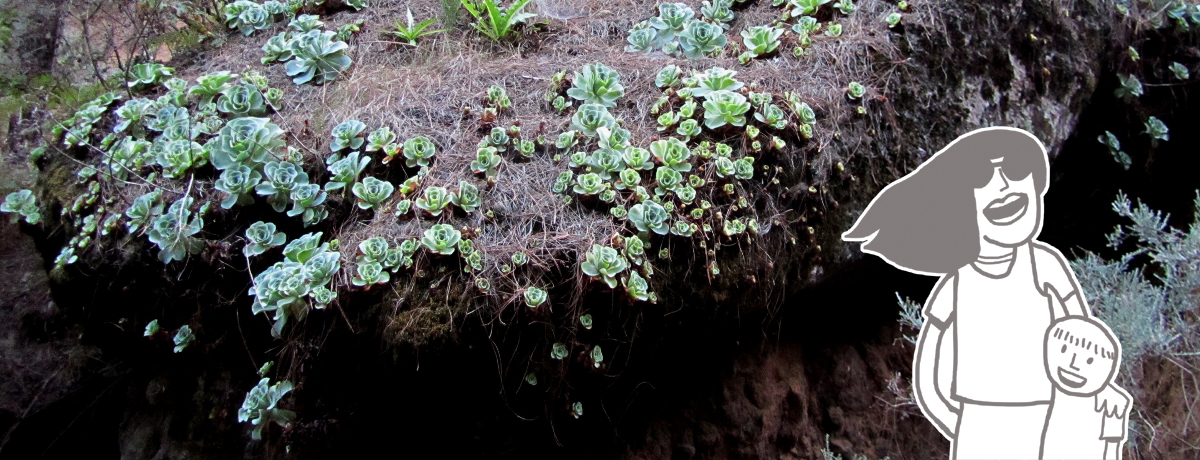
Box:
[1069,353,1080,370]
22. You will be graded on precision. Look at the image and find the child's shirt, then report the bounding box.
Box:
[1041,385,1129,460]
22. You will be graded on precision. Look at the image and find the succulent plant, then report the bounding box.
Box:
[397,136,435,168]
[262,32,294,65]
[353,261,390,287]
[615,168,642,190]
[147,196,205,263]
[701,0,736,28]
[789,0,832,17]
[567,63,624,108]
[555,130,580,150]
[678,20,727,59]
[330,120,367,152]
[885,12,902,28]
[702,90,751,129]
[352,176,394,211]
[846,81,866,100]
[188,71,237,105]
[1144,116,1170,145]
[649,138,693,172]
[1114,74,1143,101]
[622,147,655,171]
[256,161,310,213]
[216,84,267,117]
[648,2,695,45]
[237,378,295,441]
[1,189,40,225]
[364,126,397,152]
[628,200,670,235]
[570,103,617,137]
[581,244,629,288]
[587,149,625,180]
[128,63,174,89]
[421,224,461,255]
[288,14,324,33]
[676,119,702,141]
[524,286,547,308]
[288,183,329,226]
[470,147,503,179]
[833,0,856,15]
[455,181,482,213]
[286,30,352,85]
[655,65,683,89]
[225,0,272,35]
[692,67,744,98]
[551,342,569,360]
[485,126,510,151]
[125,191,163,233]
[624,269,653,302]
[325,151,371,195]
[754,103,789,129]
[734,156,755,180]
[654,167,684,197]
[173,324,195,352]
[215,165,263,209]
[415,186,456,216]
[207,117,285,170]
[245,221,287,257]
[742,25,784,58]
[573,173,608,196]
[625,24,657,53]
[155,139,206,179]
[511,251,528,266]
[486,84,512,110]
[551,170,574,194]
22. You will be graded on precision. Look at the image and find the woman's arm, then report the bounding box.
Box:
[914,318,960,439]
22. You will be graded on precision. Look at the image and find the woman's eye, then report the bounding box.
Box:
[1061,345,1068,353]
[1087,357,1094,364]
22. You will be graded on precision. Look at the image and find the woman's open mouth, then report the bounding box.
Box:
[982,193,1029,226]
[1056,367,1088,389]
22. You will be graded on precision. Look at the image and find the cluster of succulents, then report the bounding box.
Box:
[543,64,808,303]
[768,0,858,58]
[352,236,419,287]
[44,70,338,270]
[625,2,729,59]
[239,5,362,85]
[249,232,341,337]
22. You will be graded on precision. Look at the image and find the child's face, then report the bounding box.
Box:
[1044,318,1119,396]
[974,163,1040,249]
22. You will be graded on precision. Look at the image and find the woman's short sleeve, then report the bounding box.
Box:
[923,274,956,325]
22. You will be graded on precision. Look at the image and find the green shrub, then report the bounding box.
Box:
[460,0,536,41]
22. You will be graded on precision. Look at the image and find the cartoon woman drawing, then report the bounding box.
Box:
[842,127,1104,459]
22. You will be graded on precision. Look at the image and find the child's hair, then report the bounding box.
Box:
[842,128,1049,275]
[1048,317,1121,362]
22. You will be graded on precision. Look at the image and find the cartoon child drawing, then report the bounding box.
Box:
[841,127,1127,459]
[1041,317,1130,460]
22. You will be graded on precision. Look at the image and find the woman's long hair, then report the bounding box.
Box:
[842,127,1049,275]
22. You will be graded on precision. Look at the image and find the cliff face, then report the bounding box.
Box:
[1,0,1194,458]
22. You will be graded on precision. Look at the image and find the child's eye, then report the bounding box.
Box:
[1087,357,1094,364]
[1061,345,1067,353]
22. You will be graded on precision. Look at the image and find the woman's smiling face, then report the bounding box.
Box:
[974,159,1040,250]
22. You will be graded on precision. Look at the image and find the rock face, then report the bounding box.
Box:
[1,0,1191,458]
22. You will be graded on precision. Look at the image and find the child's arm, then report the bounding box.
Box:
[1099,384,1132,460]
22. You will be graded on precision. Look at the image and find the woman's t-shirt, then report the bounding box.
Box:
[923,242,1081,405]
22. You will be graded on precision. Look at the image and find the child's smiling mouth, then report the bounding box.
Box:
[1056,367,1088,388]
[982,193,1029,225]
